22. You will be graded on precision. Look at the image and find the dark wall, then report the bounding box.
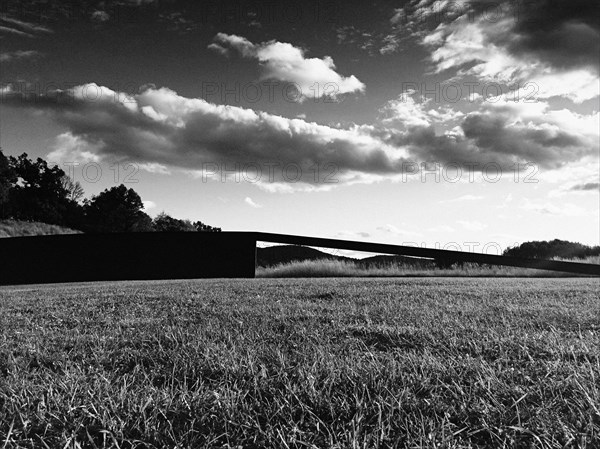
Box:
[0,232,256,285]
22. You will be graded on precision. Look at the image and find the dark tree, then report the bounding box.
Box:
[61,175,85,203]
[152,212,196,232]
[6,153,80,225]
[84,184,153,233]
[0,149,16,217]
[193,221,221,232]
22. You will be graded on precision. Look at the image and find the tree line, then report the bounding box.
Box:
[0,149,220,233]
[503,239,599,260]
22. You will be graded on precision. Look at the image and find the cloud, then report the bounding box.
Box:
[376,224,422,237]
[501,0,599,70]
[91,10,110,22]
[381,91,432,127]
[0,25,32,37]
[395,0,600,103]
[570,182,599,192]
[0,15,52,37]
[0,50,41,62]
[138,162,171,175]
[244,197,262,208]
[212,33,256,57]
[206,43,229,57]
[3,82,597,189]
[336,230,371,239]
[381,90,464,128]
[336,26,377,54]
[210,33,365,100]
[380,92,599,170]
[142,200,156,211]
[3,83,411,186]
[549,179,600,197]
[379,33,403,55]
[519,198,587,217]
[399,0,600,70]
[47,132,102,164]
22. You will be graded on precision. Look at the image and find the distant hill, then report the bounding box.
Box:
[256,245,434,268]
[256,245,353,267]
[0,220,81,238]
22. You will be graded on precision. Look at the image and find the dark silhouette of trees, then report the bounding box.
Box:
[1,151,222,233]
[503,239,600,260]
[152,212,196,232]
[84,184,153,233]
[0,149,16,218]
[152,213,222,232]
[61,175,85,203]
[193,221,221,232]
[5,153,81,226]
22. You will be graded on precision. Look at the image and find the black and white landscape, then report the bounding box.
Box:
[0,0,599,447]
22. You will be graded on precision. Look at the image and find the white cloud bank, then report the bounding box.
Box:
[2,83,597,190]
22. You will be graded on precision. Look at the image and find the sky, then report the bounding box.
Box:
[0,0,599,256]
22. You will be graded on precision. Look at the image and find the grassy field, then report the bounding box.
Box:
[257,259,599,278]
[0,278,598,448]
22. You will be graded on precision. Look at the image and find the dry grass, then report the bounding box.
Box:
[0,219,80,238]
[0,278,598,448]
[256,259,594,278]
[554,255,600,265]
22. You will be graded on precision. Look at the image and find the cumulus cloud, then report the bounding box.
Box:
[381,91,432,127]
[380,91,599,170]
[212,33,256,57]
[47,132,102,164]
[381,90,464,128]
[3,83,409,186]
[2,83,597,189]
[210,33,365,100]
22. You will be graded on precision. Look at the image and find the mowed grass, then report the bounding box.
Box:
[0,278,598,448]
